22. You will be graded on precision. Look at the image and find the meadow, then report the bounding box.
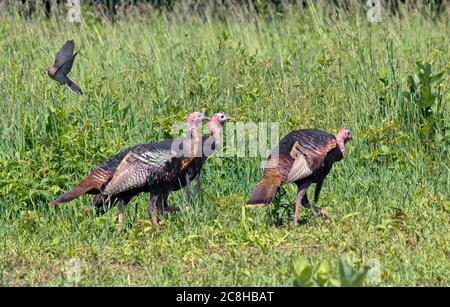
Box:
[0,4,449,286]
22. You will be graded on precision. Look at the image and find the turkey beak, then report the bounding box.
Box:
[348,131,353,139]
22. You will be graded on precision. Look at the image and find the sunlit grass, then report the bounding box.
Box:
[0,6,449,286]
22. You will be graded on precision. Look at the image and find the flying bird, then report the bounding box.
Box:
[47,40,83,95]
[247,128,352,225]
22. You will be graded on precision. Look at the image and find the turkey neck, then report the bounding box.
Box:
[208,122,222,146]
[187,122,201,157]
[189,124,200,144]
[335,135,346,157]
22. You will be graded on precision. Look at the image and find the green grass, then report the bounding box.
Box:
[0,6,449,286]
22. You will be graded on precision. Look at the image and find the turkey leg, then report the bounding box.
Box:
[184,173,194,201]
[159,193,180,213]
[93,194,118,216]
[117,197,131,224]
[148,195,160,228]
[192,172,202,197]
[184,172,202,200]
[293,188,307,225]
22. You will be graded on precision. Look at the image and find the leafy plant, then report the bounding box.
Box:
[293,255,369,287]
[360,121,408,164]
[292,257,331,287]
[338,255,370,287]
[403,61,449,141]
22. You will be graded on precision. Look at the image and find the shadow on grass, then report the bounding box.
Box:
[270,202,316,227]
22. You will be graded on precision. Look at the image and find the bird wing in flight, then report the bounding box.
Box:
[54,40,75,69]
[56,52,78,76]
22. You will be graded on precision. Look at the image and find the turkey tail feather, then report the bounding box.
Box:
[247,183,279,208]
[51,181,94,205]
[51,168,113,205]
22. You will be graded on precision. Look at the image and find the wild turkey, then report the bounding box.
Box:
[247,128,352,225]
[98,111,229,225]
[51,111,208,225]
[52,111,230,227]
[180,111,231,195]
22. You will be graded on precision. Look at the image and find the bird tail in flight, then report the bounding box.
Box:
[67,78,83,95]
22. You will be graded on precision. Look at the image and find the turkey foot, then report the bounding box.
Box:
[160,193,180,213]
[163,205,180,213]
[312,205,328,219]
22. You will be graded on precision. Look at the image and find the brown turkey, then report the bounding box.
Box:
[51,111,230,227]
[98,111,230,225]
[247,128,352,225]
[177,111,231,200]
[51,111,207,226]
